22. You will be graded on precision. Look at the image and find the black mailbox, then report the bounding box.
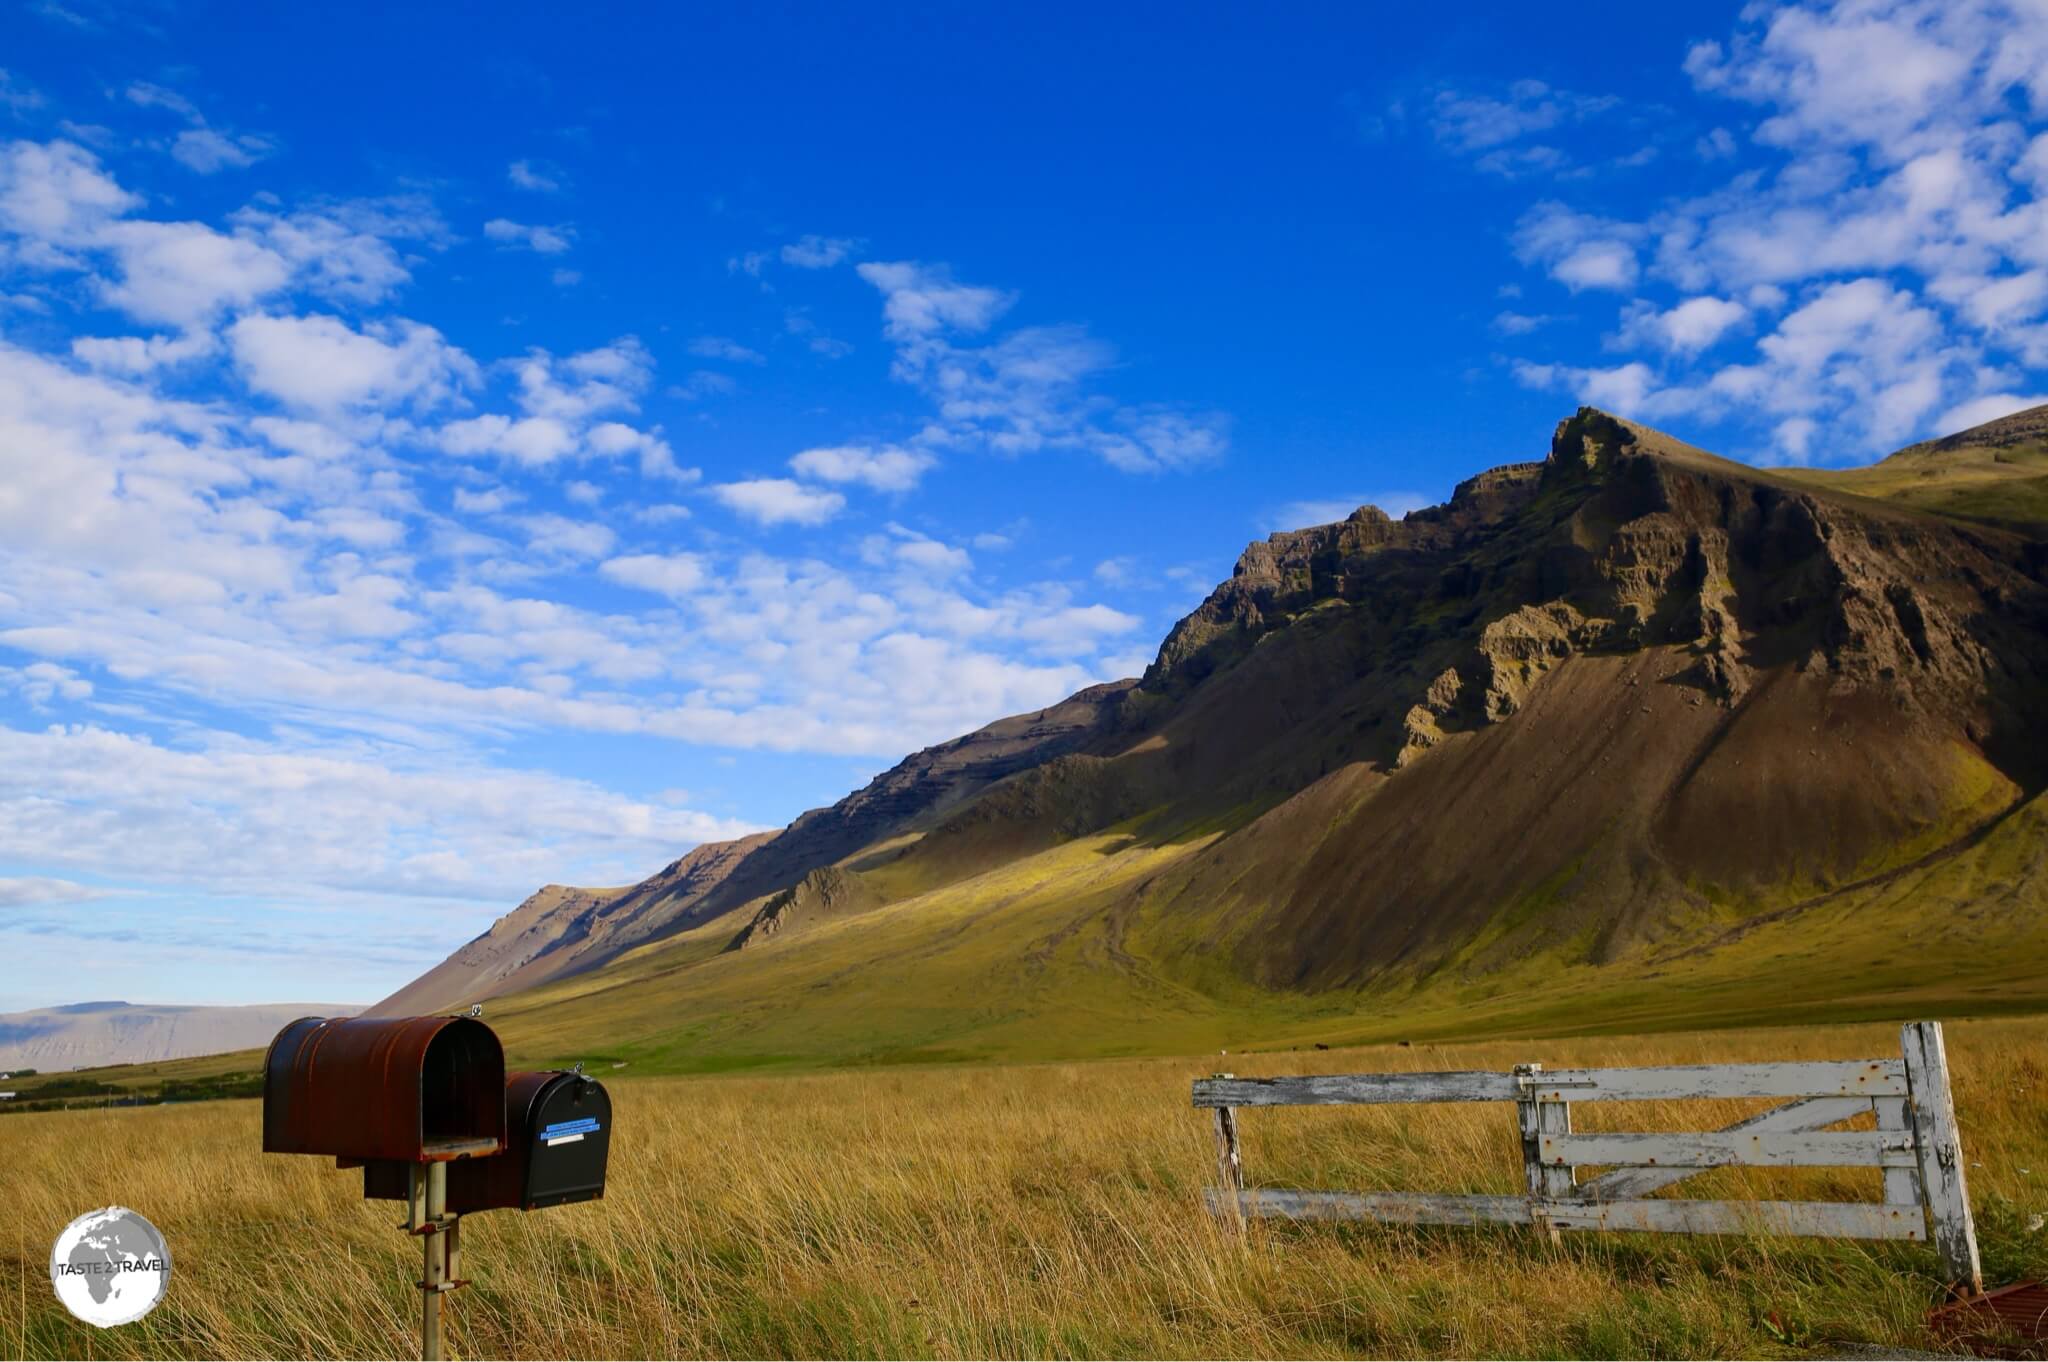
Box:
[365,1070,611,1213]
[262,1016,506,1164]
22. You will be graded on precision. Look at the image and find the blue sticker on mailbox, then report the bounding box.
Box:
[540,1116,600,1140]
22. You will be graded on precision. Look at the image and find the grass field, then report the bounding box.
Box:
[7,1017,2048,1359]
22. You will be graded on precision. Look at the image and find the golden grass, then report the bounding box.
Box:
[6,1017,2047,1359]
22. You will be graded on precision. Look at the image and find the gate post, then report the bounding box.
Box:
[1210,1073,1246,1236]
[1900,1022,1981,1296]
[1515,1064,1573,1242]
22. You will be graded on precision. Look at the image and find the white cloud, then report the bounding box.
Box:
[671,369,736,400]
[4,660,92,704]
[517,513,616,562]
[688,335,765,363]
[228,312,476,411]
[856,260,1015,337]
[235,200,428,306]
[123,81,277,175]
[0,876,106,907]
[1697,127,1739,160]
[710,478,846,526]
[171,127,275,173]
[1493,310,1558,335]
[1513,202,1643,292]
[436,341,688,478]
[452,486,519,515]
[71,329,215,373]
[98,219,294,324]
[483,217,573,254]
[507,159,560,193]
[1936,391,2048,432]
[1430,79,1617,155]
[852,263,1229,473]
[1617,295,1749,353]
[1513,359,1702,425]
[781,234,857,268]
[0,138,136,237]
[0,69,44,116]
[601,552,708,599]
[0,723,761,905]
[789,443,934,492]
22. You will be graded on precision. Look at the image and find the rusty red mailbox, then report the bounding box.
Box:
[262,1015,507,1164]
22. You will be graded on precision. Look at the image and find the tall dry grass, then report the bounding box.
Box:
[5,1018,2046,1359]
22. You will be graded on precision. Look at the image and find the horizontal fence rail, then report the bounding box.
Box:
[1191,1059,1908,1109]
[1539,1130,1918,1169]
[1193,1021,1980,1293]
[1204,1190,1930,1241]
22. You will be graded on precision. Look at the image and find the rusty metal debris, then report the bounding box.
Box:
[1929,1281,2048,1358]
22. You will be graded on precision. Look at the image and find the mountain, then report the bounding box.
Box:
[369,682,1130,1014]
[0,1001,360,1073]
[377,407,2048,1065]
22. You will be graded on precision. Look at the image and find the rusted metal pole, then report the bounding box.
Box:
[423,1161,448,1360]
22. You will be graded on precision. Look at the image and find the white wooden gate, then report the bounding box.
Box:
[1193,1021,1981,1292]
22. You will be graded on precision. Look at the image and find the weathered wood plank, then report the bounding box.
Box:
[1575,1097,1870,1200]
[1874,1096,1922,1211]
[1540,1197,1924,1241]
[1192,1059,1906,1109]
[1206,1189,1926,1241]
[1522,1060,1907,1102]
[1192,1071,1519,1108]
[1542,1129,1914,1169]
[1206,1188,1530,1226]
[1901,1021,1982,1293]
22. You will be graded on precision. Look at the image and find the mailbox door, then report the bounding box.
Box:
[521,1072,611,1209]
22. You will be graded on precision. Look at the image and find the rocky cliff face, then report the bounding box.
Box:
[1129,408,2048,987]
[727,866,882,951]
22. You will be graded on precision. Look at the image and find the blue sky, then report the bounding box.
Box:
[2,1,2045,1009]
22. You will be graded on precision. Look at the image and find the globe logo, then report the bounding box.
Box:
[49,1206,172,1328]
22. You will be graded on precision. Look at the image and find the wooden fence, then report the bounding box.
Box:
[1192,1021,1981,1293]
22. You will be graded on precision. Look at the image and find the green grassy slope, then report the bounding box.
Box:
[462,773,2048,1076]
[1787,402,2048,535]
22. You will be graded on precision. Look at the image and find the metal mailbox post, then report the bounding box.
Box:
[262,1016,610,1361]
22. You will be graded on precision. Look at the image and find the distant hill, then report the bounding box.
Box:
[1786,402,2048,536]
[375,406,2048,1067]
[0,1001,359,1073]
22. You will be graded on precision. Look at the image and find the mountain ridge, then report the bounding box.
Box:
[0,1001,361,1073]
[375,405,2048,1055]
